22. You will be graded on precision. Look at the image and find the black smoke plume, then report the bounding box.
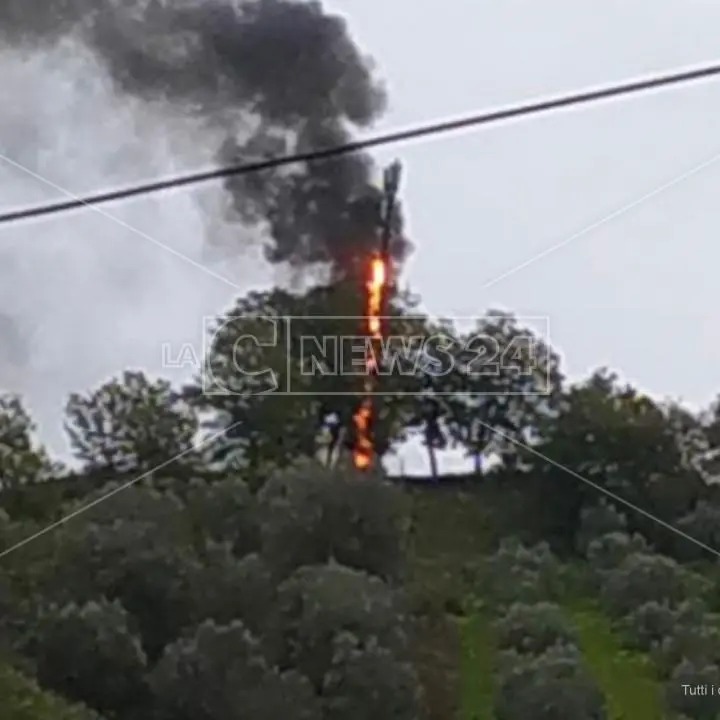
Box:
[0,0,410,272]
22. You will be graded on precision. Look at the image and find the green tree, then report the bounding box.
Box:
[150,619,321,720]
[652,624,720,679]
[620,599,705,653]
[257,459,410,582]
[184,476,260,555]
[0,394,57,493]
[442,312,563,474]
[267,563,407,687]
[28,599,148,718]
[600,552,693,618]
[680,394,720,482]
[483,539,564,610]
[574,501,628,557]
[494,602,578,657]
[40,485,200,660]
[184,281,430,474]
[321,634,422,720]
[494,644,606,720]
[519,370,704,552]
[673,500,720,562]
[64,371,199,474]
[190,548,275,635]
[185,288,317,473]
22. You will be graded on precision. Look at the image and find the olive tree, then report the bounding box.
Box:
[651,624,720,679]
[150,619,320,720]
[257,459,410,582]
[483,538,563,609]
[29,599,147,717]
[42,486,201,660]
[575,501,627,557]
[189,546,274,634]
[321,633,422,720]
[673,500,720,562]
[184,476,260,556]
[586,532,648,574]
[619,599,706,652]
[600,552,690,618]
[267,563,407,688]
[494,643,606,720]
[494,602,578,657]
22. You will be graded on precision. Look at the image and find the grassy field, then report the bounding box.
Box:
[407,482,667,720]
[569,605,665,720]
[456,614,495,720]
[407,484,494,720]
[453,604,666,720]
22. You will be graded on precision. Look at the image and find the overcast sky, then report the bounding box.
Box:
[2,0,720,473]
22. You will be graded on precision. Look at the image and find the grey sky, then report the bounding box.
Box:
[2,0,720,473]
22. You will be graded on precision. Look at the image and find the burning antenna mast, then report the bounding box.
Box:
[352,161,403,471]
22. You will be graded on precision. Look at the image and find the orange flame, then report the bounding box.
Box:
[352,253,387,469]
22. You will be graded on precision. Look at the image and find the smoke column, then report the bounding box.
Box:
[0,0,409,267]
[0,0,408,455]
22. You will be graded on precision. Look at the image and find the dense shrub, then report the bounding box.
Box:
[184,476,260,555]
[150,619,320,720]
[619,599,706,652]
[651,624,720,679]
[494,602,578,657]
[707,565,720,613]
[601,552,690,618]
[494,643,606,720]
[483,538,563,608]
[320,633,422,720]
[189,547,275,634]
[4,454,419,720]
[673,500,720,562]
[0,563,34,656]
[586,532,648,574]
[65,484,187,533]
[575,501,628,557]
[49,519,200,660]
[257,460,410,582]
[268,563,407,688]
[29,599,147,717]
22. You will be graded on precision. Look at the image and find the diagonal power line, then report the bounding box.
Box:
[2,61,720,225]
[480,149,720,290]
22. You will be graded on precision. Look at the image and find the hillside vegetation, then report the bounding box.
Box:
[410,482,720,719]
[2,278,720,719]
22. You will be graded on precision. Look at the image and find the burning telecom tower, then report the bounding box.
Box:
[351,160,403,471]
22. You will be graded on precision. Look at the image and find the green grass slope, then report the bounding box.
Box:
[456,613,495,720]
[568,605,665,720]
